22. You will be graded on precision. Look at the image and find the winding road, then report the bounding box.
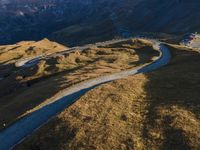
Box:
[15,39,128,68]
[0,40,171,150]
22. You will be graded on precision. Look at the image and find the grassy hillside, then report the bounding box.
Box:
[0,38,158,130]
[16,43,200,149]
[0,38,67,78]
[49,20,117,46]
[0,38,67,64]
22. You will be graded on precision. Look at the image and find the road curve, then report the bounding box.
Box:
[16,38,128,68]
[0,41,171,150]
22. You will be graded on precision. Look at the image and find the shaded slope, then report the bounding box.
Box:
[143,44,200,149]
[0,39,157,131]
[1,0,200,45]
[15,44,200,150]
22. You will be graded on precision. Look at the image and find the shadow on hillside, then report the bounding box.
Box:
[13,45,200,150]
[130,46,159,66]
[0,62,16,77]
[0,40,161,132]
[15,117,79,150]
[0,44,158,130]
[14,45,200,150]
[143,46,200,149]
[0,63,91,130]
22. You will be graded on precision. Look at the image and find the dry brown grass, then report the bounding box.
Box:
[0,38,67,79]
[16,74,148,150]
[0,38,67,64]
[142,44,200,150]
[0,39,157,130]
[16,44,200,150]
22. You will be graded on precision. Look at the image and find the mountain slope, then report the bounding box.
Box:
[0,0,200,46]
[16,43,200,150]
[0,38,158,130]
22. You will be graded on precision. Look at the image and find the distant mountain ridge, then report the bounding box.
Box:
[0,0,200,46]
